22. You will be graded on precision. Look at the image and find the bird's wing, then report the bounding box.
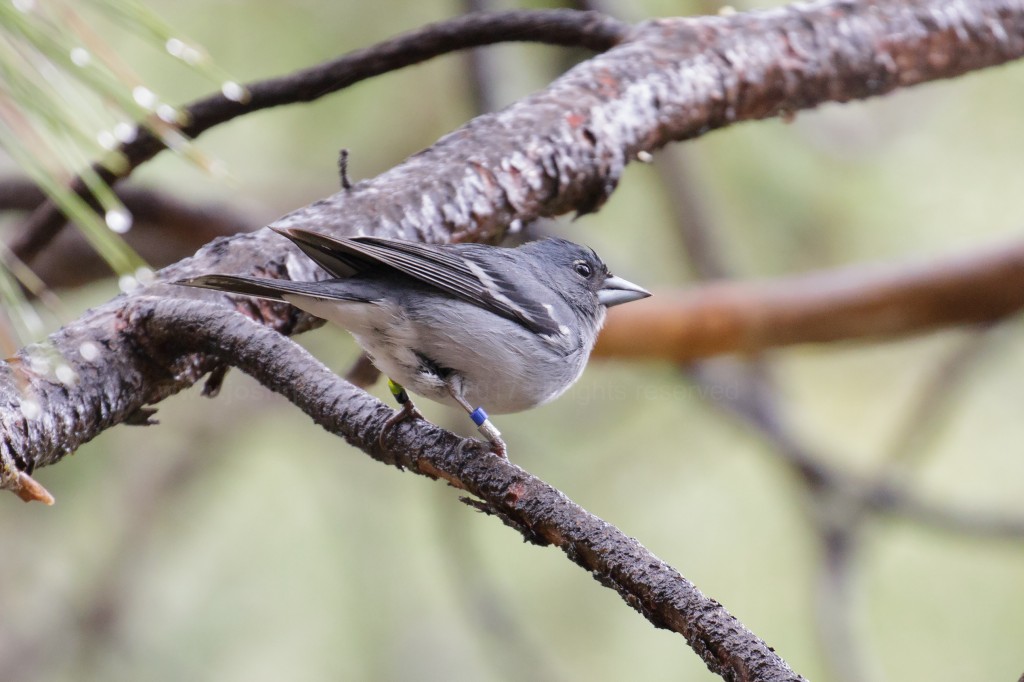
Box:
[273,228,564,336]
[271,227,372,278]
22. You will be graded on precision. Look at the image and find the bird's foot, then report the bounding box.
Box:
[486,436,508,459]
[380,380,425,452]
[379,401,425,453]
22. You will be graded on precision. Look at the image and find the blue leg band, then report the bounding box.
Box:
[469,407,501,445]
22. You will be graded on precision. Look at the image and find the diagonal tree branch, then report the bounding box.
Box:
[128,297,805,681]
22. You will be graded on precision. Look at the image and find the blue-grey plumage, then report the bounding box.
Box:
[176,228,650,453]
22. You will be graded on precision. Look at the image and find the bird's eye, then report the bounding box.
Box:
[573,261,593,278]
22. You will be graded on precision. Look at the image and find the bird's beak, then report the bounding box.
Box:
[598,275,651,308]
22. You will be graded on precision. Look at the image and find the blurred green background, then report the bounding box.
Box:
[2,1,1024,681]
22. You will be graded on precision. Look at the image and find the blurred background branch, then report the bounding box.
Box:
[0,176,254,287]
[596,238,1024,360]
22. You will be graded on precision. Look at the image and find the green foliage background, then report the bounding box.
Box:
[1,1,1023,681]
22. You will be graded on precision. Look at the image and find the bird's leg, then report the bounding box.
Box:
[446,386,507,459]
[379,379,424,449]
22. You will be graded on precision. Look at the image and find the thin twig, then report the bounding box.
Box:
[813,525,877,682]
[879,327,999,470]
[337,149,352,190]
[9,9,628,264]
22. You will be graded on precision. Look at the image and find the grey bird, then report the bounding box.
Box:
[176,228,651,457]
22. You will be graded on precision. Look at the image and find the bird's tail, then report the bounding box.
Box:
[175,274,332,301]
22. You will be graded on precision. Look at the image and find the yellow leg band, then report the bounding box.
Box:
[387,379,410,405]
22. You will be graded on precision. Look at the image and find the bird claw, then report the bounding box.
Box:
[379,401,424,451]
[473,414,507,458]
[485,436,508,459]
